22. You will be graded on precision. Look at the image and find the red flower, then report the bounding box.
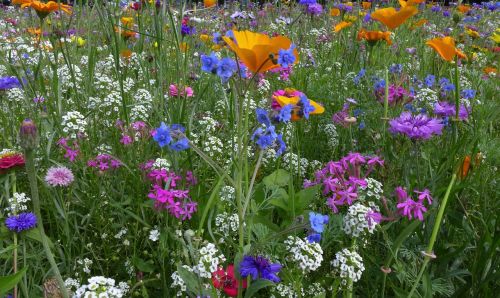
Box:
[212,265,247,297]
[0,152,25,174]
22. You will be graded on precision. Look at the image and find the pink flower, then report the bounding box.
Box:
[169,84,194,98]
[45,166,74,187]
[120,134,133,145]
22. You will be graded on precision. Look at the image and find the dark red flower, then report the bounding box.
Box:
[0,152,25,174]
[212,264,247,297]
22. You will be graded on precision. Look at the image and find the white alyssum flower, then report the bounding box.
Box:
[284,236,323,273]
[153,158,170,170]
[331,248,365,288]
[72,276,129,298]
[342,203,378,237]
[61,111,87,139]
[215,212,239,240]
[219,185,236,202]
[323,123,339,149]
[192,242,226,278]
[149,228,160,242]
[5,192,31,215]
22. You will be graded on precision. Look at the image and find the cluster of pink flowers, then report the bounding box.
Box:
[115,120,150,146]
[87,154,122,172]
[57,138,79,162]
[395,187,433,221]
[169,84,194,98]
[142,162,198,221]
[304,153,384,213]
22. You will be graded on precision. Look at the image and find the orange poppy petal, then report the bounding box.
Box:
[371,6,418,30]
[426,37,457,61]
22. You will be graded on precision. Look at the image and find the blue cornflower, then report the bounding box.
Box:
[256,108,271,126]
[276,105,293,123]
[181,24,195,36]
[389,64,403,74]
[216,58,237,82]
[277,45,296,68]
[443,10,451,17]
[256,126,277,149]
[276,134,286,157]
[240,255,281,283]
[153,122,172,148]
[461,89,476,99]
[299,95,315,119]
[404,103,416,112]
[363,13,372,23]
[309,212,329,233]
[307,233,321,243]
[5,212,37,233]
[359,121,366,130]
[0,77,21,90]
[239,63,248,78]
[170,138,189,151]
[299,0,317,5]
[373,79,386,90]
[353,69,366,85]
[212,32,222,44]
[353,108,363,117]
[424,75,435,88]
[201,53,219,73]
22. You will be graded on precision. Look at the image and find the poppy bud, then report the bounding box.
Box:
[19,118,39,150]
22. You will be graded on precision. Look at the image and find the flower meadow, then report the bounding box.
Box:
[0,0,499,297]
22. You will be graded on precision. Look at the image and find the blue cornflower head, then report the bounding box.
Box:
[276,134,286,157]
[5,212,37,233]
[373,79,386,90]
[170,138,190,151]
[353,108,363,117]
[353,68,366,85]
[363,13,372,23]
[153,122,172,148]
[359,121,366,130]
[201,52,219,73]
[389,64,403,74]
[307,233,321,243]
[256,108,271,126]
[276,104,293,123]
[424,75,435,88]
[181,24,195,36]
[239,63,248,78]
[0,77,22,90]
[461,89,476,99]
[404,103,416,112]
[217,57,237,82]
[299,95,315,119]
[309,212,329,233]
[212,32,222,44]
[299,0,317,5]
[240,255,282,283]
[277,45,296,68]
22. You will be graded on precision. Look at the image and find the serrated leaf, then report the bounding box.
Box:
[0,267,28,296]
[244,279,275,298]
[263,169,290,188]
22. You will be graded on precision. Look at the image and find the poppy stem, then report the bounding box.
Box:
[407,172,457,298]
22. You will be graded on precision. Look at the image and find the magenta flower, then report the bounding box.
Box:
[433,101,469,120]
[389,112,444,140]
[395,187,434,221]
[45,166,74,187]
[87,154,122,172]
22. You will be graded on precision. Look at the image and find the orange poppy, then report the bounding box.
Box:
[330,8,340,17]
[222,30,298,74]
[459,155,471,178]
[371,6,418,30]
[204,0,216,8]
[357,29,392,46]
[334,21,353,33]
[426,36,467,62]
[398,0,424,8]
[457,4,471,14]
[120,49,133,59]
[483,66,497,75]
[274,94,325,121]
[362,2,372,9]
[411,18,428,30]
[13,0,72,18]
[120,17,134,26]
[27,27,42,36]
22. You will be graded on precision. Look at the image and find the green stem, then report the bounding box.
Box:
[242,151,264,218]
[24,149,69,298]
[407,173,457,298]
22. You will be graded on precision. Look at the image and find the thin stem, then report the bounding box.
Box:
[13,233,18,298]
[24,149,69,298]
[242,151,264,218]
[407,173,457,298]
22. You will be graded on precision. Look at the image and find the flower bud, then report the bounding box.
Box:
[19,118,39,150]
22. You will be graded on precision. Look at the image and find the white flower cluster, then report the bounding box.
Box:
[62,111,87,139]
[171,266,191,296]
[414,88,438,107]
[192,242,226,278]
[257,78,271,95]
[323,123,339,149]
[284,236,323,273]
[65,278,81,291]
[272,282,325,298]
[76,258,93,275]
[5,192,30,215]
[57,64,83,90]
[282,152,309,177]
[219,185,236,202]
[331,248,365,288]
[359,178,383,201]
[130,89,152,122]
[342,203,378,237]
[5,88,24,103]
[114,228,128,239]
[149,228,160,242]
[215,212,239,240]
[72,276,129,298]
[153,158,170,170]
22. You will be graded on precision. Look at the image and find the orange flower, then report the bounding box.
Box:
[334,21,353,33]
[411,18,428,30]
[27,27,42,36]
[120,49,133,59]
[120,17,134,26]
[483,66,497,75]
[398,0,424,8]
[222,30,298,74]
[371,6,418,30]
[274,94,325,121]
[179,42,190,52]
[199,34,211,43]
[204,0,216,8]
[13,0,72,18]
[362,2,372,10]
[426,37,467,62]
[459,155,471,178]
[457,4,471,14]
[330,8,340,17]
[357,29,392,45]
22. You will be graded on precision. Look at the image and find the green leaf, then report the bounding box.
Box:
[244,279,275,298]
[132,256,155,273]
[0,267,28,296]
[263,169,290,188]
[177,264,202,295]
[293,185,320,214]
[24,229,55,250]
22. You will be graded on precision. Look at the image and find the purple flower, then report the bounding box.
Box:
[256,108,271,126]
[5,212,37,233]
[433,102,469,120]
[45,166,74,187]
[306,3,323,15]
[0,77,21,90]
[389,112,444,140]
[307,233,321,243]
[239,255,281,283]
[299,0,317,4]
[153,122,172,148]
